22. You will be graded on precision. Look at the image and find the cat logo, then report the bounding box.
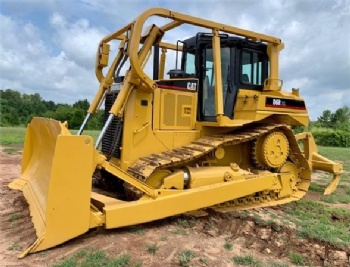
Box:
[187,82,197,91]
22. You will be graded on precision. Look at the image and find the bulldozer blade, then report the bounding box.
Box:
[324,174,340,195]
[8,117,95,257]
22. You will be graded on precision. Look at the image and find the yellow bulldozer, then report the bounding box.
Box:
[9,8,343,257]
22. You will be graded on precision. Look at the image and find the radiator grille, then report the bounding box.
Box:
[163,93,176,126]
[101,91,123,158]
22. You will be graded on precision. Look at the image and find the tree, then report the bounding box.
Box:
[317,109,332,128]
[43,100,56,111]
[87,110,104,130]
[51,105,73,122]
[73,99,90,111]
[316,106,350,131]
[70,109,85,129]
[0,89,21,126]
[331,106,350,131]
[0,89,103,129]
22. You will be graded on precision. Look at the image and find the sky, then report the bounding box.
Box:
[0,0,349,120]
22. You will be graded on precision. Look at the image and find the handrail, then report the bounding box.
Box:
[128,7,284,91]
[95,7,284,90]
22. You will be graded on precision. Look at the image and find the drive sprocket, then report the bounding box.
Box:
[252,131,289,169]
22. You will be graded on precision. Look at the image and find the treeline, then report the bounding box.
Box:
[295,106,350,147]
[313,106,350,147]
[0,89,103,130]
[1,89,349,146]
[315,107,350,131]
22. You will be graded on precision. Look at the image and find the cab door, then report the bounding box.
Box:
[195,46,235,122]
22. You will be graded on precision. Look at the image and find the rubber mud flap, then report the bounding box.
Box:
[8,117,95,257]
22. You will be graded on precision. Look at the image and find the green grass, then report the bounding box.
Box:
[52,249,134,267]
[339,184,350,194]
[198,257,208,265]
[7,242,22,251]
[309,182,350,205]
[282,200,350,246]
[171,228,188,235]
[9,213,25,221]
[178,250,195,267]
[232,255,261,266]
[127,225,146,235]
[145,243,159,254]
[318,146,350,163]
[308,183,325,192]
[159,236,168,241]
[288,251,306,266]
[223,241,233,251]
[3,147,21,154]
[177,218,191,228]
[0,127,100,146]
[0,127,26,145]
[321,193,350,204]
[269,262,289,267]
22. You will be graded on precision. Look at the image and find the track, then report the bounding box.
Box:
[126,124,311,209]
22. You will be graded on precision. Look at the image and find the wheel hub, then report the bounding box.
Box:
[253,131,289,169]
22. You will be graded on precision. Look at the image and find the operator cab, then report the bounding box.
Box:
[179,33,269,122]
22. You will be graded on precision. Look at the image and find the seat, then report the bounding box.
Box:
[242,74,250,83]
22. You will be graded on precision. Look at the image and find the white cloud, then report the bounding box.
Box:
[50,13,108,68]
[0,0,349,121]
[50,12,67,27]
[0,13,99,103]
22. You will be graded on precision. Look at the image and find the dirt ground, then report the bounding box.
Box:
[0,147,349,267]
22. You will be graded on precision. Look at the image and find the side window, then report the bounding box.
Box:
[185,52,195,74]
[203,49,215,116]
[241,51,264,85]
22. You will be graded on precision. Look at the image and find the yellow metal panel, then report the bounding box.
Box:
[9,118,96,257]
[173,131,200,148]
[121,89,170,167]
[153,130,200,150]
[103,173,279,228]
[160,89,197,130]
[233,89,310,126]
[176,95,192,126]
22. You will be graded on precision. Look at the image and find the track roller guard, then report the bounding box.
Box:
[9,117,96,257]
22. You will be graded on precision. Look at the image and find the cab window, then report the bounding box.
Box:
[241,51,264,85]
[185,52,196,75]
[202,47,230,117]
